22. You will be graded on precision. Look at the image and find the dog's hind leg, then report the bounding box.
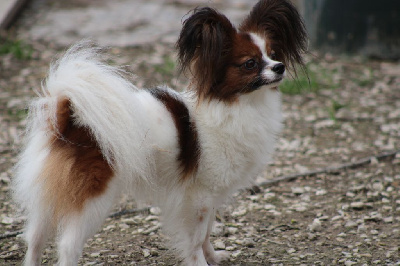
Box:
[56,180,119,266]
[23,209,53,266]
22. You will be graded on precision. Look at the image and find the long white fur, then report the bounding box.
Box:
[13,37,282,266]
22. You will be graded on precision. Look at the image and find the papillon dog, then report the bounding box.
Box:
[13,0,307,265]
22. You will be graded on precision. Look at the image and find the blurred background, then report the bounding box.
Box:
[1,1,400,265]
[2,0,400,59]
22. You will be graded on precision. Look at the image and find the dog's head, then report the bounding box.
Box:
[177,0,307,102]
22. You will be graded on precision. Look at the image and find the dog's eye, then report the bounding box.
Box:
[243,59,258,70]
[270,51,277,60]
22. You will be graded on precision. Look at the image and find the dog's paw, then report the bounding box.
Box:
[206,250,230,265]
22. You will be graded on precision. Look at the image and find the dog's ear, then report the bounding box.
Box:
[240,0,307,72]
[177,7,236,99]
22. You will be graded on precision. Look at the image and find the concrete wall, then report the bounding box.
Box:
[298,0,400,59]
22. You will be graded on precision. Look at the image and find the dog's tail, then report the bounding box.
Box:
[13,42,153,218]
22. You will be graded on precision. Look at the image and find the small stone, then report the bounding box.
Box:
[150,249,159,256]
[150,207,161,215]
[141,224,160,235]
[142,249,150,258]
[345,221,358,228]
[346,192,356,198]
[232,207,247,217]
[359,253,372,258]
[350,202,372,210]
[331,215,342,221]
[372,182,384,191]
[227,227,238,235]
[118,223,129,229]
[287,248,296,254]
[309,218,322,232]
[225,246,235,251]
[214,240,226,250]
[292,187,305,195]
[357,224,367,233]
[344,260,357,266]
[212,222,224,236]
[370,230,379,235]
[383,216,393,223]
[232,250,241,258]
[307,233,317,240]
[256,251,264,259]
[264,204,276,210]
[235,238,255,247]
[90,252,100,258]
[315,189,327,196]
[381,198,390,203]
[1,216,14,225]
[103,225,116,231]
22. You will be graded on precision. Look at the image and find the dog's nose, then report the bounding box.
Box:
[272,63,285,75]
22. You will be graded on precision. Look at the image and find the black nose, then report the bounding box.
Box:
[272,63,285,75]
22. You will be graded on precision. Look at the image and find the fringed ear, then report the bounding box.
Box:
[176,7,236,99]
[240,0,307,73]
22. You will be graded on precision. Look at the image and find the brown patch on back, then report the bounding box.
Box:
[150,88,200,180]
[41,97,114,219]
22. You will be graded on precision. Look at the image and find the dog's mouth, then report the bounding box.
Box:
[263,77,283,86]
[249,77,283,92]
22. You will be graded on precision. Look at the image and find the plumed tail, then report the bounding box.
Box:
[13,42,154,213]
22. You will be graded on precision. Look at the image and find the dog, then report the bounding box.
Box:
[13,0,307,265]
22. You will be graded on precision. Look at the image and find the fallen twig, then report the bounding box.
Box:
[258,149,400,188]
[0,230,22,240]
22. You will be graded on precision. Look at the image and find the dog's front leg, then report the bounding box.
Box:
[178,193,215,266]
[202,209,230,265]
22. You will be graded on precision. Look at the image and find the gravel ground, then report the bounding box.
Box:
[1,1,400,265]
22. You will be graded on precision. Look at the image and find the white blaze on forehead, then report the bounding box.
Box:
[249,33,285,81]
[250,33,268,59]
[249,33,281,66]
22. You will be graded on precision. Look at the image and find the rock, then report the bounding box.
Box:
[292,187,305,195]
[371,182,384,191]
[150,207,161,215]
[214,240,226,250]
[287,248,296,254]
[231,250,242,258]
[350,202,373,210]
[90,252,100,258]
[225,246,235,251]
[264,204,276,210]
[308,218,322,232]
[227,227,238,235]
[142,249,150,258]
[232,207,247,217]
[345,221,357,228]
[383,216,393,223]
[212,222,224,236]
[150,249,159,256]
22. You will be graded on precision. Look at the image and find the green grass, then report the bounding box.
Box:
[0,37,33,60]
[8,108,28,121]
[154,55,175,76]
[327,99,345,122]
[280,67,318,95]
[279,63,337,95]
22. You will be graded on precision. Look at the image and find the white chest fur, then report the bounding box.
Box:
[189,88,283,192]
